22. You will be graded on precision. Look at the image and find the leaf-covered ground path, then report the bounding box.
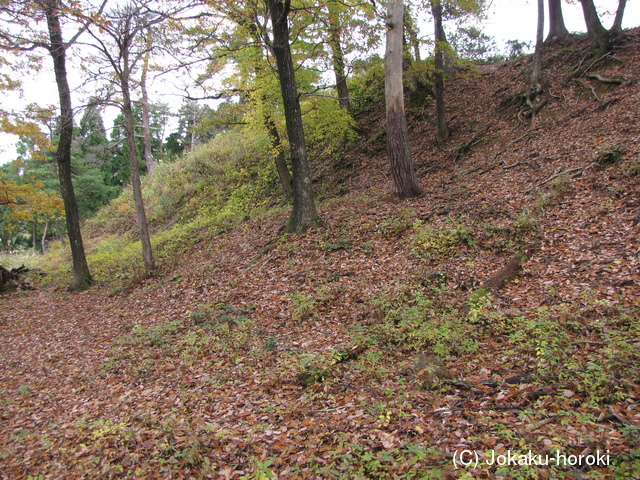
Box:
[2,32,640,479]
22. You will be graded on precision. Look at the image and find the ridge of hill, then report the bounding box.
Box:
[1,31,639,479]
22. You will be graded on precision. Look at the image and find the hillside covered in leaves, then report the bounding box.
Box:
[1,31,640,479]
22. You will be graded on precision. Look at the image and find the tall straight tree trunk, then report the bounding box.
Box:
[122,49,154,275]
[546,0,569,43]
[531,0,544,85]
[44,1,92,290]
[385,0,422,199]
[579,0,610,51]
[267,0,321,233]
[243,19,293,199]
[612,0,627,33]
[430,0,449,143]
[41,221,48,254]
[327,2,351,112]
[140,30,155,176]
[404,8,421,62]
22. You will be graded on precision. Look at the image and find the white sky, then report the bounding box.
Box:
[1,0,639,162]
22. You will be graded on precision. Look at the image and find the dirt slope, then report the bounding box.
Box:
[1,32,639,479]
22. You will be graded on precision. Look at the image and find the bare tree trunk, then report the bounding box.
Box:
[579,0,610,52]
[140,29,155,176]
[41,221,48,254]
[546,0,569,43]
[403,7,421,62]
[190,111,196,152]
[267,0,322,233]
[385,0,422,199]
[612,0,627,33]
[44,0,92,290]
[327,2,351,113]
[531,0,544,85]
[122,47,154,275]
[264,114,293,199]
[243,19,294,199]
[430,0,449,143]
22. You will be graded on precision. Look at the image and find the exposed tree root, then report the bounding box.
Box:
[585,72,623,84]
[517,84,548,124]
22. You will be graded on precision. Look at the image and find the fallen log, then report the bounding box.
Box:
[460,244,538,317]
[0,264,32,292]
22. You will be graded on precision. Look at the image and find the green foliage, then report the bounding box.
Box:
[412,221,474,263]
[17,384,33,397]
[303,96,358,157]
[132,320,184,347]
[55,125,283,284]
[535,174,572,212]
[378,207,418,239]
[367,288,478,358]
[292,442,444,479]
[348,55,385,116]
[450,26,498,62]
[287,290,318,321]
[510,303,640,403]
[594,143,624,169]
[241,458,276,480]
[323,232,353,251]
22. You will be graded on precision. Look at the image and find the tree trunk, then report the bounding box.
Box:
[327,2,351,113]
[612,0,627,33]
[44,1,92,290]
[403,8,421,62]
[531,0,544,85]
[546,0,569,43]
[122,48,154,275]
[242,18,293,200]
[264,114,293,200]
[267,0,322,233]
[430,0,449,143]
[579,0,610,52]
[41,221,48,254]
[55,219,64,241]
[140,30,155,176]
[385,0,422,199]
[190,112,196,152]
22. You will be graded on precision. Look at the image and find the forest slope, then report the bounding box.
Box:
[0,32,639,479]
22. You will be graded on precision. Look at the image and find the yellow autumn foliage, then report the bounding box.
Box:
[0,175,64,233]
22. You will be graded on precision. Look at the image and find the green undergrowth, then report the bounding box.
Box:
[38,130,286,284]
[94,275,640,478]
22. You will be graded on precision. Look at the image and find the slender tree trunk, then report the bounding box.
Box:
[579,0,610,51]
[32,220,37,250]
[55,219,64,241]
[267,0,322,232]
[546,0,569,43]
[403,7,421,61]
[385,0,422,199]
[190,112,196,152]
[612,0,627,33]
[430,0,449,143]
[122,51,154,275]
[531,0,544,85]
[241,18,293,199]
[327,2,351,113]
[140,30,155,176]
[44,1,92,290]
[41,221,48,254]
[264,114,293,199]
